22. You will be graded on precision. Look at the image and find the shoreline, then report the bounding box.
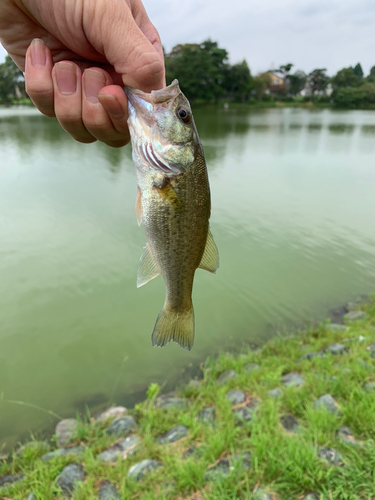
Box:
[1,295,374,499]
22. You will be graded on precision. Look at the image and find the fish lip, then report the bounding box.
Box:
[124,79,181,105]
[125,80,182,129]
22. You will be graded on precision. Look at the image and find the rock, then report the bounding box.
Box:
[298,352,324,362]
[27,495,37,500]
[157,425,188,444]
[253,489,273,500]
[357,358,372,370]
[313,394,342,415]
[127,459,161,480]
[329,305,347,324]
[155,396,188,410]
[324,343,348,355]
[182,445,206,459]
[302,494,318,500]
[98,436,140,462]
[280,414,299,433]
[336,426,362,446]
[232,396,259,424]
[281,372,305,387]
[216,370,238,384]
[367,343,375,353]
[326,323,349,332]
[0,474,24,487]
[226,390,246,405]
[41,446,85,462]
[317,447,343,466]
[55,419,78,447]
[344,311,368,322]
[362,382,375,392]
[105,416,136,436]
[99,481,121,500]
[196,407,216,425]
[268,388,282,400]
[56,464,86,496]
[244,363,260,372]
[204,452,251,480]
[96,406,127,422]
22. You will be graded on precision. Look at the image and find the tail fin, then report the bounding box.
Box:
[152,304,194,351]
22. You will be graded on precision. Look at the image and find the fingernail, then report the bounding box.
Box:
[98,94,124,118]
[83,69,106,103]
[30,38,46,68]
[55,62,77,95]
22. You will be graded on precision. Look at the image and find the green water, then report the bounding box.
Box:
[1,105,375,448]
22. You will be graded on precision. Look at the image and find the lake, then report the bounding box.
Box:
[1,105,375,449]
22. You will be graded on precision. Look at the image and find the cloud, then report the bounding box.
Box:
[1,0,374,76]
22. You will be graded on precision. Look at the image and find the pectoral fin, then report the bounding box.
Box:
[137,243,160,287]
[199,229,219,273]
[135,187,142,227]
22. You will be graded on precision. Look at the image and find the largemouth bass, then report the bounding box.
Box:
[125,80,219,350]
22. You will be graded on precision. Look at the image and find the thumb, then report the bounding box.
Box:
[84,0,165,92]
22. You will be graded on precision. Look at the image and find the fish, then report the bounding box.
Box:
[125,79,219,351]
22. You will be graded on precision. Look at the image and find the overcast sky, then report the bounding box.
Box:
[1,0,374,76]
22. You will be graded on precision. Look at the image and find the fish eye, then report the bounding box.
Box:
[176,107,191,123]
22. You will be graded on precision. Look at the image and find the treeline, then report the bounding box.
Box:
[165,40,375,108]
[1,41,375,109]
[0,56,25,103]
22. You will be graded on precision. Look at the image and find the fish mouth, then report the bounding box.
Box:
[125,79,181,108]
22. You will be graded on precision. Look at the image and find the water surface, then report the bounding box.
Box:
[1,105,375,448]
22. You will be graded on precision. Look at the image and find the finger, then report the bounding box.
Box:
[84,0,165,92]
[25,38,55,117]
[82,68,130,147]
[52,61,96,143]
[98,85,130,144]
[130,0,165,66]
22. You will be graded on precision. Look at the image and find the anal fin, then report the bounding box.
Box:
[199,228,219,274]
[137,243,160,288]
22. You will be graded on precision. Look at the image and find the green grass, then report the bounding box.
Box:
[2,299,375,499]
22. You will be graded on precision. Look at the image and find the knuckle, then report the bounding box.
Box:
[26,84,54,103]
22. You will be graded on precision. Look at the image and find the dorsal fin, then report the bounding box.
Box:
[199,229,219,273]
[137,243,160,287]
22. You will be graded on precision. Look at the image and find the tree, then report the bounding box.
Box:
[224,60,253,102]
[287,70,307,96]
[0,55,24,103]
[307,68,329,98]
[367,66,375,84]
[353,63,364,79]
[166,39,229,103]
[277,63,293,76]
[332,67,359,88]
[253,73,272,101]
[333,82,375,108]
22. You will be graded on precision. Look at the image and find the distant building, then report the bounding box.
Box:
[266,71,286,93]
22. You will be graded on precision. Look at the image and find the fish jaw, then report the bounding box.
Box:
[125,80,196,177]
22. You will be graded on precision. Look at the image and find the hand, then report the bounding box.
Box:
[0,0,164,147]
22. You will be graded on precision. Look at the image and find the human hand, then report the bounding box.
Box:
[0,0,164,147]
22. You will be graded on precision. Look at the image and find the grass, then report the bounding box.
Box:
[1,299,375,499]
